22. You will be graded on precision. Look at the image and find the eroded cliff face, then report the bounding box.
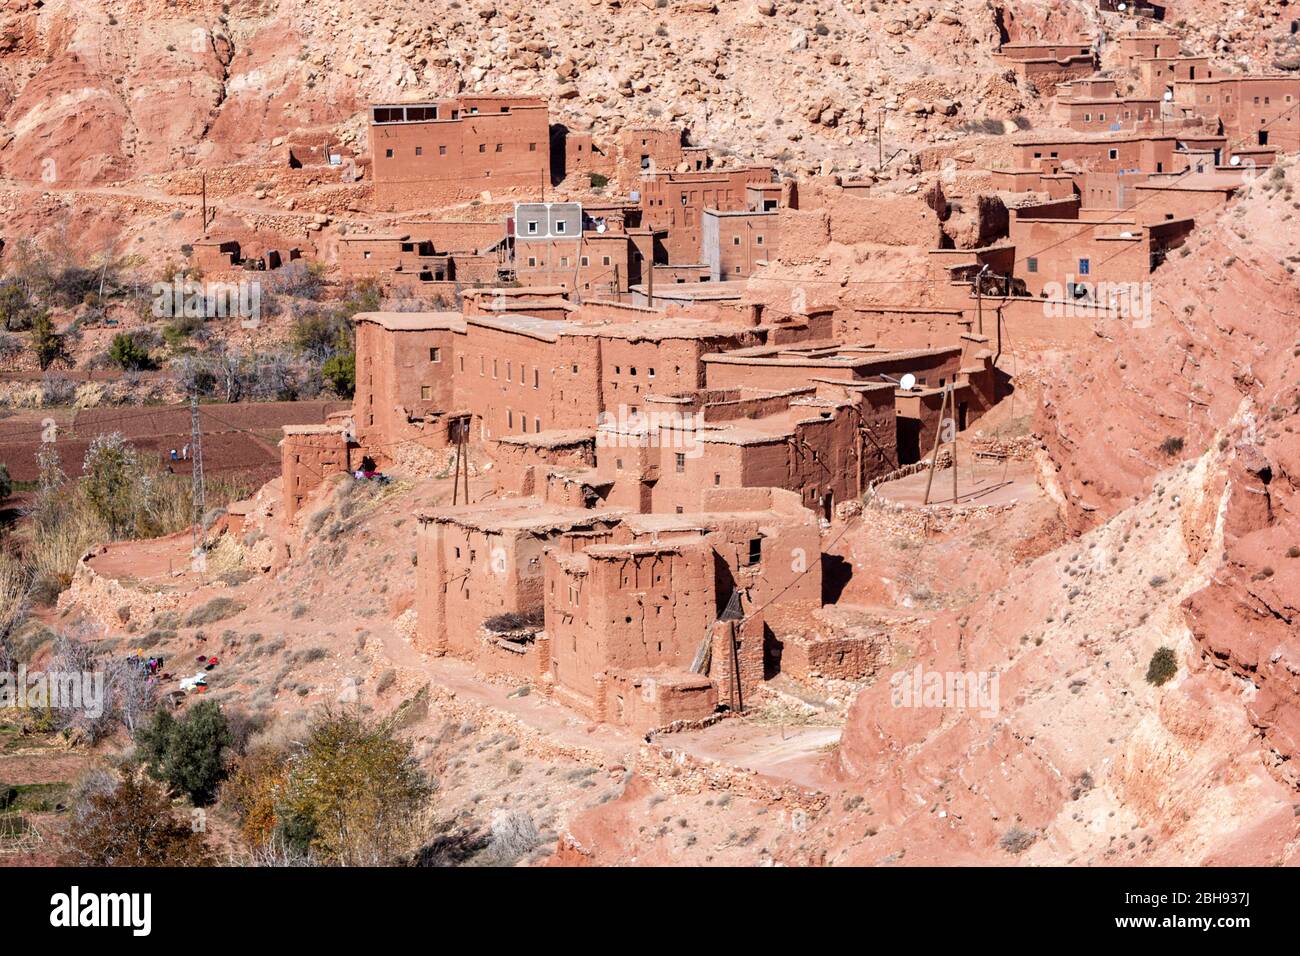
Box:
[817,160,1300,865]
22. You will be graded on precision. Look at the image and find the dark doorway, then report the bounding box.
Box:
[897,418,922,465]
[821,554,854,604]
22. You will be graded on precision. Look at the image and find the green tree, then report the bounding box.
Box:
[108,332,154,371]
[0,281,32,331]
[0,463,10,504]
[81,432,139,537]
[29,310,62,370]
[63,773,215,867]
[322,350,355,398]
[137,700,232,806]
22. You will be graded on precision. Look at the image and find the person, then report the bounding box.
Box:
[170,448,178,461]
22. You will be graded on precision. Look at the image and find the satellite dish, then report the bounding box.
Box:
[899,373,917,390]
[1118,2,1126,8]
[1163,90,1173,101]
[1230,155,1242,166]
[1119,230,1135,238]
[596,219,607,233]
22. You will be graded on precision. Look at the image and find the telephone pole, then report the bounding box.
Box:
[190,393,207,557]
[201,173,208,236]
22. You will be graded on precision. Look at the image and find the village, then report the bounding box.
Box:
[2,0,1299,882]
[246,19,1294,732]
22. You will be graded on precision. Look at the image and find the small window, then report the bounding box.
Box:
[421,386,432,400]
[714,474,721,485]
[527,257,537,267]
[1078,258,1090,275]
[385,148,393,158]
[529,142,537,151]
[555,221,566,234]
[495,143,503,152]
[429,347,441,362]
[732,236,741,245]
[580,256,589,266]
[534,417,541,433]
[533,369,539,389]
[507,409,513,428]
[602,256,611,266]
[675,453,686,473]
[479,143,487,153]
[756,236,763,245]
[745,538,762,567]
[1027,257,1038,273]
[1108,148,1118,160]
[439,145,447,155]
[527,220,538,235]
[415,146,423,156]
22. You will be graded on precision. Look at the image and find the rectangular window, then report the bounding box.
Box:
[529,142,537,151]
[415,146,423,156]
[495,143,503,152]
[603,256,611,266]
[439,145,447,155]
[527,220,538,234]
[385,148,393,158]
[1027,257,1038,273]
[745,538,762,566]
[580,256,589,267]
[429,347,440,362]
[421,386,432,400]
[534,417,540,432]
[675,453,686,473]
[479,143,487,153]
[1078,258,1090,275]
[533,369,539,388]
[555,221,566,234]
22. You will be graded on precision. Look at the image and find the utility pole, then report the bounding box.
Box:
[451,419,470,505]
[974,263,989,335]
[613,263,621,297]
[877,109,884,171]
[190,393,207,559]
[922,382,952,507]
[647,255,655,307]
[201,172,208,236]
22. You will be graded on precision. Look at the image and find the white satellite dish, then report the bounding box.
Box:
[1163,90,1173,101]
[1120,230,1135,238]
[899,373,917,390]
[1230,155,1242,166]
[1118,2,1126,9]
[595,219,607,233]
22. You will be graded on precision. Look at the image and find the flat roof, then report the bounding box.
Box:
[417,498,625,533]
[354,311,465,332]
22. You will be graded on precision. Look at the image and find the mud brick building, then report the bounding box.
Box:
[993,39,1097,94]
[1173,75,1300,151]
[637,166,775,263]
[369,95,550,210]
[701,208,779,281]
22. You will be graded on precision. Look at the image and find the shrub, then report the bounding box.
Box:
[1145,646,1177,686]
[184,597,246,627]
[1159,435,1185,456]
[999,825,1036,854]
[589,172,609,189]
[279,708,431,865]
[108,331,154,371]
[136,700,233,806]
[0,463,10,504]
[62,773,214,866]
